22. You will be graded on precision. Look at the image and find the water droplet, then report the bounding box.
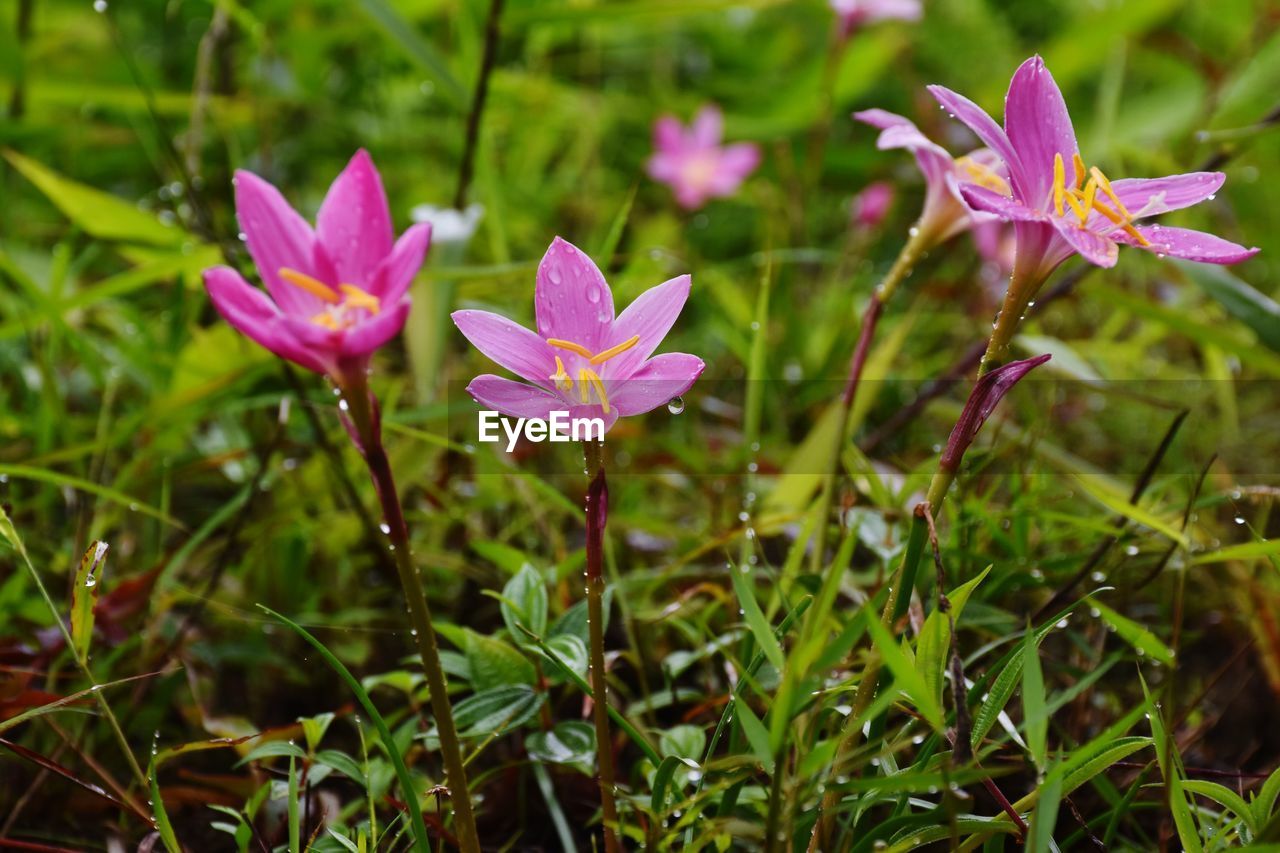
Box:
[338,398,349,412]
[667,396,685,414]
[1125,544,1139,556]
[1234,515,1246,525]
[586,285,600,303]
[93,0,107,11]
[379,523,391,535]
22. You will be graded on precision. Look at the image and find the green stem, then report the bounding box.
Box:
[809,225,930,576]
[583,440,621,853]
[2,516,148,790]
[340,371,479,853]
[978,264,1044,377]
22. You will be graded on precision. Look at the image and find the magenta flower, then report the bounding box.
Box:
[647,106,761,210]
[929,56,1259,287]
[203,150,432,382]
[850,180,895,230]
[453,238,704,434]
[854,108,1008,248]
[830,0,921,35]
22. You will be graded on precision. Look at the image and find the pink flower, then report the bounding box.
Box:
[850,181,895,230]
[854,108,1008,248]
[202,150,432,381]
[452,237,704,434]
[830,0,921,35]
[929,56,1259,288]
[647,106,761,210]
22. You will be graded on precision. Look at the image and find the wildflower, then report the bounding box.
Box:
[453,237,704,434]
[850,180,895,230]
[647,106,761,210]
[203,150,431,382]
[929,56,1258,286]
[854,109,1008,249]
[830,0,921,36]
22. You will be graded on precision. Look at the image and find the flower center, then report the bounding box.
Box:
[680,154,720,192]
[544,335,641,414]
[1051,153,1150,246]
[279,268,382,330]
[955,156,1010,196]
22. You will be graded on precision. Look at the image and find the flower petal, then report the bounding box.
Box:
[341,298,411,357]
[374,222,432,304]
[604,275,692,378]
[204,266,331,374]
[452,310,557,387]
[1003,56,1078,205]
[1051,219,1118,268]
[610,353,705,417]
[233,169,322,317]
[927,84,1030,201]
[466,375,563,421]
[691,106,723,148]
[1119,224,1260,265]
[714,143,761,184]
[317,150,394,287]
[1109,172,1225,218]
[958,184,1045,223]
[653,115,684,152]
[940,353,1050,472]
[533,237,615,350]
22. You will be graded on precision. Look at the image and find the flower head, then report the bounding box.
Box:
[830,0,921,35]
[203,150,431,381]
[854,108,1008,248]
[453,237,704,434]
[647,106,761,210]
[928,56,1259,287]
[850,180,895,231]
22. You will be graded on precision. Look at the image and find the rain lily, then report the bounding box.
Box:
[647,106,761,210]
[453,237,704,434]
[203,150,432,383]
[928,56,1259,363]
[830,0,921,35]
[854,109,1008,250]
[850,180,895,230]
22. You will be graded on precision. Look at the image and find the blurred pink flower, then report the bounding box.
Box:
[850,181,895,230]
[831,0,921,35]
[203,150,431,381]
[647,106,761,210]
[453,237,704,434]
[854,109,1007,248]
[930,55,1259,288]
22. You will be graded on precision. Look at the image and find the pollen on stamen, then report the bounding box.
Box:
[589,334,641,365]
[280,268,341,303]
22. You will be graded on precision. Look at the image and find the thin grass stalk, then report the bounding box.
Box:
[583,439,621,853]
[339,370,480,853]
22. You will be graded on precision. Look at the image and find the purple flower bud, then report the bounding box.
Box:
[939,354,1051,473]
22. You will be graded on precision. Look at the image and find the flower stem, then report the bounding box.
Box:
[809,224,929,576]
[978,265,1042,377]
[583,440,621,853]
[340,372,479,853]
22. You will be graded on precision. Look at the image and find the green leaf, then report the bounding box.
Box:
[1087,597,1175,665]
[70,541,107,666]
[1183,779,1257,836]
[526,721,595,766]
[1059,736,1152,796]
[500,564,548,639]
[733,700,775,774]
[235,740,308,766]
[1028,770,1062,853]
[354,0,465,107]
[539,634,588,682]
[729,564,785,673]
[1071,473,1189,548]
[865,605,944,732]
[315,749,366,786]
[1022,626,1048,772]
[917,567,989,710]
[651,755,687,814]
[463,630,537,689]
[299,713,335,754]
[3,150,187,246]
[1180,262,1280,353]
[451,685,544,738]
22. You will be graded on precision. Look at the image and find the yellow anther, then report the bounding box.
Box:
[549,356,572,392]
[1089,199,1151,246]
[1080,179,1098,222]
[578,367,611,414]
[590,335,641,365]
[1089,166,1133,220]
[280,268,341,304]
[1072,153,1087,190]
[310,312,341,330]
[955,156,1011,196]
[1063,190,1087,224]
[1053,153,1066,217]
[546,338,595,359]
[338,284,381,315]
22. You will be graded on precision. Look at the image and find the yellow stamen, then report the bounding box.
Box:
[1080,179,1098,222]
[590,335,641,365]
[280,268,341,304]
[1089,200,1150,245]
[579,367,611,414]
[955,156,1011,196]
[1072,153,1087,190]
[1090,166,1134,221]
[1063,190,1087,224]
[576,368,591,404]
[338,284,381,315]
[310,312,341,330]
[546,338,595,359]
[1053,153,1066,217]
[549,356,572,392]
